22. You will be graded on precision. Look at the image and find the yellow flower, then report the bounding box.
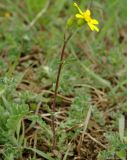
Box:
[73,2,99,32]
[4,12,11,18]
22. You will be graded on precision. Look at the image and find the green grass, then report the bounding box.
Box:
[0,0,127,159]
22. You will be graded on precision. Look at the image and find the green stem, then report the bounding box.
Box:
[51,32,72,149]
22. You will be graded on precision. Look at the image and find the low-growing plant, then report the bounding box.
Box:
[0,0,127,159]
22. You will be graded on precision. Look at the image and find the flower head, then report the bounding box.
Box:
[73,2,99,32]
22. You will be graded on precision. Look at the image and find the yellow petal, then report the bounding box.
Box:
[88,23,99,32]
[93,25,99,32]
[85,9,91,16]
[88,23,94,31]
[91,19,99,24]
[75,14,84,19]
[84,16,92,22]
[73,2,83,15]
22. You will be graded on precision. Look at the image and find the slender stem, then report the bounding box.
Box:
[51,32,72,149]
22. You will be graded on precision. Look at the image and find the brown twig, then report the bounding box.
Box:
[51,32,72,149]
